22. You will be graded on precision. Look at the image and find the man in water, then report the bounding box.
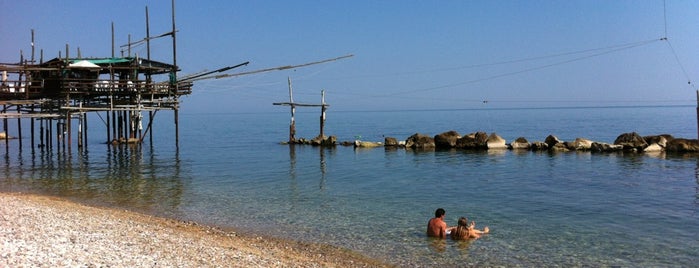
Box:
[426,208,453,238]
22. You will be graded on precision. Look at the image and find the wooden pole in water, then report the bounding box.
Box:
[77,112,82,148]
[3,105,7,147]
[55,119,60,151]
[48,118,52,149]
[30,30,35,138]
[66,111,71,150]
[320,90,326,138]
[288,77,296,143]
[696,90,698,140]
[39,116,44,150]
[31,105,35,151]
[146,6,154,145]
[83,111,88,149]
[112,110,117,142]
[17,105,23,151]
[171,0,179,148]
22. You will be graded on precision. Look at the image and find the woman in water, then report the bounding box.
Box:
[450,217,489,240]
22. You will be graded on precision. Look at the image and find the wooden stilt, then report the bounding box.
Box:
[288,77,296,143]
[17,105,22,150]
[106,111,110,143]
[31,107,35,152]
[83,112,88,149]
[320,90,326,138]
[3,105,7,147]
[175,108,179,148]
[66,111,71,151]
[273,77,331,145]
[77,112,83,148]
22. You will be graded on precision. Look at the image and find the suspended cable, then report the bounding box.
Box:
[374,38,662,96]
[664,39,695,89]
[428,38,663,72]
[191,54,353,82]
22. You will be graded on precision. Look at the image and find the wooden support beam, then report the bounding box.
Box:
[273,77,330,143]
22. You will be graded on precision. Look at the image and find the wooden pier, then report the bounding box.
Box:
[0,2,186,152]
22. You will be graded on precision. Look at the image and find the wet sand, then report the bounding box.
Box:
[0,192,390,267]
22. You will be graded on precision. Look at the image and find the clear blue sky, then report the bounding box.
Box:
[1,0,697,113]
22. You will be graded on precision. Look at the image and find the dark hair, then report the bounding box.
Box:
[435,208,446,218]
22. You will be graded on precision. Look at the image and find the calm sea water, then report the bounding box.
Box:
[1,106,698,267]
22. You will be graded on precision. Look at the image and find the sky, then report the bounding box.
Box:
[1,0,698,113]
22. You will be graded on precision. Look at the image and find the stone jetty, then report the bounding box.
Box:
[286,131,699,153]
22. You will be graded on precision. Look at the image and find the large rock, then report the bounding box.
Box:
[510,137,530,150]
[644,134,674,147]
[434,130,461,149]
[567,138,594,151]
[530,141,549,151]
[591,142,623,152]
[311,135,336,146]
[322,135,337,146]
[644,143,664,152]
[384,137,399,147]
[456,131,488,149]
[405,133,435,149]
[486,133,507,149]
[614,132,648,151]
[665,138,699,152]
[354,140,382,148]
[544,135,562,148]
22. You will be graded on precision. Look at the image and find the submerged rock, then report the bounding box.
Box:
[550,143,570,152]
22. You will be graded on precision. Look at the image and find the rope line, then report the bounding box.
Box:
[664,39,695,89]
[374,38,662,96]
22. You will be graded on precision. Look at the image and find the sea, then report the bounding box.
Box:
[1,105,698,267]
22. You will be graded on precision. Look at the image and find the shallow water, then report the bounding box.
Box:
[1,106,698,266]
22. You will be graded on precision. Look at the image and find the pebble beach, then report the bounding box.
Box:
[0,193,389,268]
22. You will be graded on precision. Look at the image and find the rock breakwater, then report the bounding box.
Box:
[290,131,699,153]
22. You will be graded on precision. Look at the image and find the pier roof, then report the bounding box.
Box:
[41,57,177,74]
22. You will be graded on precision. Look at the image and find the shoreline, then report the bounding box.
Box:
[0,192,390,267]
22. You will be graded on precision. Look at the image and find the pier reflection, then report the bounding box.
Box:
[0,144,186,214]
[695,159,699,210]
[286,144,330,209]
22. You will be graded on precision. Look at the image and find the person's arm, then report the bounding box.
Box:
[469,221,490,234]
[438,221,451,238]
[470,227,490,236]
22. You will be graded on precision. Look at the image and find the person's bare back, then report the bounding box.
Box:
[426,208,449,238]
[426,217,447,238]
